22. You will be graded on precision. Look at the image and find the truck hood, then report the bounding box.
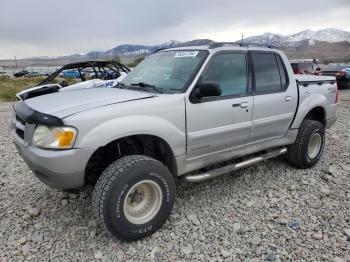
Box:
[24,88,155,118]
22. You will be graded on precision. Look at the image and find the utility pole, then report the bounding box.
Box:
[241,34,244,45]
[14,56,18,68]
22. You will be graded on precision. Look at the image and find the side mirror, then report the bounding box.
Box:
[197,81,221,98]
[316,67,321,71]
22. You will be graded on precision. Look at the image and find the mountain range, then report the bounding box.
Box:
[243,28,350,47]
[1,28,349,66]
[88,28,350,57]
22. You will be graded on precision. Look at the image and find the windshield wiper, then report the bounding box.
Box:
[130,82,163,93]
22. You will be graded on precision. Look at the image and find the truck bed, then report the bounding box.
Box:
[291,74,338,129]
[295,74,336,84]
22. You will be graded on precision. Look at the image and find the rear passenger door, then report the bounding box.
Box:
[248,51,298,144]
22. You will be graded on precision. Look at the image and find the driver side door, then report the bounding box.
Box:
[186,52,253,167]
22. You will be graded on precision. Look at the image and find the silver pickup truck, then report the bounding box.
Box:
[11,43,338,241]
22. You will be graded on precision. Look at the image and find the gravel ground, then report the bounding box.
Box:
[1,90,350,262]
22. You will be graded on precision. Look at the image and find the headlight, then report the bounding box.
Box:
[32,125,77,149]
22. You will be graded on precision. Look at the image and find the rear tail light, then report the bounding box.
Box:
[335,83,339,104]
[336,71,345,77]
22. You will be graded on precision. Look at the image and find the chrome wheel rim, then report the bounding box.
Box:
[123,180,162,224]
[308,133,322,159]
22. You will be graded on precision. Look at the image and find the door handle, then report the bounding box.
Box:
[232,102,248,108]
[285,96,293,102]
[240,102,249,108]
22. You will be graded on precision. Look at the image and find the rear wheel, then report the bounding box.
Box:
[92,155,176,241]
[286,120,325,169]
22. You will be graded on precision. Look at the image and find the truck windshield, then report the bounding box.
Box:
[120,50,208,93]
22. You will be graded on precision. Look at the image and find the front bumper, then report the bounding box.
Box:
[12,130,96,190]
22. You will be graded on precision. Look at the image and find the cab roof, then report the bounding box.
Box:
[158,42,278,53]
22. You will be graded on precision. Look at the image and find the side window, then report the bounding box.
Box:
[276,55,288,89]
[300,63,307,73]
[307,63,313,73]
[251,53,282,93]
[201,53,247,96]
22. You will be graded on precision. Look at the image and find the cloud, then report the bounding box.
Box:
[0,0,349,58]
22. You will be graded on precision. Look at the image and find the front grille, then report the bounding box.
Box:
[16,115,25,126]
[14,114,26,140]
[16,129,24,139]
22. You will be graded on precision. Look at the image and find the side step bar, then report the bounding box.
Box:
[182,147,287,183]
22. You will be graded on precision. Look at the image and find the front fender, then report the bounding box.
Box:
[291,93,327,129]
[75,115,186,156]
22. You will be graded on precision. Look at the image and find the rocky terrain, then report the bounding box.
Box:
[0,90,349,261]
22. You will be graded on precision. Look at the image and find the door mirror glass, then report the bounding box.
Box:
[198,81,221,98]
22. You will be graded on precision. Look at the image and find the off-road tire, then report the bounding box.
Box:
[92,155,176,241]
[286,120,325,169]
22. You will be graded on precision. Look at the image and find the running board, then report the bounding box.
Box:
[182,147,287,183]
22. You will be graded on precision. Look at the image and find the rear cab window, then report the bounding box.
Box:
[291,63,298,73]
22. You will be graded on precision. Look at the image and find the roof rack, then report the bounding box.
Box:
[153,47,169,53]
[208,42,276,49]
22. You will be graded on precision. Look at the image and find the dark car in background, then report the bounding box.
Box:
[320,64,350,89]
[24,72,46,78]
[14,70,30,78]
[290,59,321,75]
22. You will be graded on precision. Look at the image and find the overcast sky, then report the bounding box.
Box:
[0,0,349,59]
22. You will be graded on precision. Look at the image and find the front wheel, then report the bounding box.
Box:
[286,120,325,169]
[92,155,176,241]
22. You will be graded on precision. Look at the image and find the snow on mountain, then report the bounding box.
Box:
[105,40,181,56]
[101,28,350,57]
[160,40,181,47]
[242,28,350,47]
[21,28,349,62]
[287,29,315,42]
[242,32,287,46]
[288,28,350,43]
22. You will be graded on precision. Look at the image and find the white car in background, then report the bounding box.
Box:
[0,67,10,78]
[16,60,130,100]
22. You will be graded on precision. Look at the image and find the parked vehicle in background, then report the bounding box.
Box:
[319,64,350,89]
[14,70,30,78]
[0,67,10,78]
[16,60,130,100]
[11,43,338,241]
[24,72,44,78]
[62,70,81,78]
[290,59,321,75]
[336,68,350,88]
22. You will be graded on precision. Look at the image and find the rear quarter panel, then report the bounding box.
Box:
[291,75,337,129]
